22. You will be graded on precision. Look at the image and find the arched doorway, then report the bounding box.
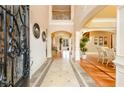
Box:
[79,6,117,86]
[51,31,72,59]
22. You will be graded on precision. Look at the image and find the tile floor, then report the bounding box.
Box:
[40,58,80,87]
[30,54,115,87]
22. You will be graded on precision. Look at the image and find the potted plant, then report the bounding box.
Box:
[80,35,89,59]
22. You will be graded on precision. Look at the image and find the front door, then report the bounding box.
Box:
[0,5,30,87]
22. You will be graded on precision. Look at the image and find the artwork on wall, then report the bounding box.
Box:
[99,36,103,46]
[42,31,46,42]
[94,36,108,47]
[33,23,40,39]
[94,37,98,45]
[52,5,71,20]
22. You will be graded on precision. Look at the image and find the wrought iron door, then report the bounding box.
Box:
[0,5,30,87]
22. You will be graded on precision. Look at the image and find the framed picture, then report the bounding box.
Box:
[99,36,103,46]
[94,37,98,45]
[42,31,46,42]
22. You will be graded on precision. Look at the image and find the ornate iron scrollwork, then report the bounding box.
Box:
[0,5,29,87]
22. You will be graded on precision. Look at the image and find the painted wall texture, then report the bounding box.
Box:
[30,6,49,77]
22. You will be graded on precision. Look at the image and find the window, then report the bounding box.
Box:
[52,5,71,20]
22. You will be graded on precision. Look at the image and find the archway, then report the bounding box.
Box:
[79,5,116,53]
[78,6,117,87]
[51,31,72,58]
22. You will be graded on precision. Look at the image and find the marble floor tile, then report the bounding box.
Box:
[40,58,80,87]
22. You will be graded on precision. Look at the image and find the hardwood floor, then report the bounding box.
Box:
[79,54,115,87]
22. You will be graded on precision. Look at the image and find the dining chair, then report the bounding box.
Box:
[103,48,115,67]
[96,47,105,63]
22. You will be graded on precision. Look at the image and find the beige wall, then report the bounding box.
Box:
[49,24,74,33]
[30,5,49,77]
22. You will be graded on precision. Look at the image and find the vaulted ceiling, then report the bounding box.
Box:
[94,6,116,18]
[84,6,117,30]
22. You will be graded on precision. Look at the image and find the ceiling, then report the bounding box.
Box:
[84,6,117,29]
[94,6,116,18]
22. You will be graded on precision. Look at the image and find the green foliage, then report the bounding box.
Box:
[81,47,87,52]
[81,36,89,42]
[80,42,86,48]
[80,35,89,54]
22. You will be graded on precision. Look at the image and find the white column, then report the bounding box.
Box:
[75,31,80,61]
[47,31,52,58]
[114,6,124,87]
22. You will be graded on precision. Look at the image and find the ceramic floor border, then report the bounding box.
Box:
[69,59,85,87]
[70,59,97,87]
[30,58,53,87]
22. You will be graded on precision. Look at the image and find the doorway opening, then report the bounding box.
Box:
[51,31,72,59]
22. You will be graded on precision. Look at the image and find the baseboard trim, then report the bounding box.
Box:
[30,58,53,87]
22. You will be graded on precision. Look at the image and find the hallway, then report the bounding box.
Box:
[40,58,80,87]
[1,5,124,87]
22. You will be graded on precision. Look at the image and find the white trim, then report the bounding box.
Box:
[80,28,116,33]
[49,20,74,25]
